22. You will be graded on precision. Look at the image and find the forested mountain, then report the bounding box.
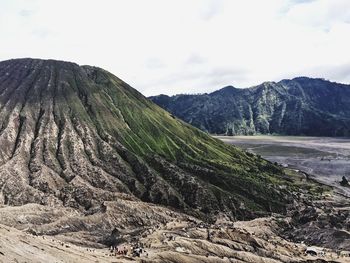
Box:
[150,77,350,136]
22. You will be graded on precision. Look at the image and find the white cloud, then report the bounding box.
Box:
[0,0,349,96]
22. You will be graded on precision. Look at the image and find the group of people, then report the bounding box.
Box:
[132,247,148,257]
[109,243,148,258]
[110,245,128,256]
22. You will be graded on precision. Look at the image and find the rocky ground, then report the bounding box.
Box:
[0,172,350,263]
[284,191,350,252]
[0,212,349,262]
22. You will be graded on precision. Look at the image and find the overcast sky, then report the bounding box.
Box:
[1,0,350,96]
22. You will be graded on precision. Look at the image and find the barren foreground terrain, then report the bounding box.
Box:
[1,206,349,263]
[1,169,350,262]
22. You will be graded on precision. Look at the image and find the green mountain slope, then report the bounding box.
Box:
[150,77,350,136]
[0,58,292,220]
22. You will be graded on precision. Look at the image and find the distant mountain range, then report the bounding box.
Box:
[150,77,350,136]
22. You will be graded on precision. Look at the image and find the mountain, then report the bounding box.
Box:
[2,59,348,262]
[0,58,294,234]
[150,77,350,136]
